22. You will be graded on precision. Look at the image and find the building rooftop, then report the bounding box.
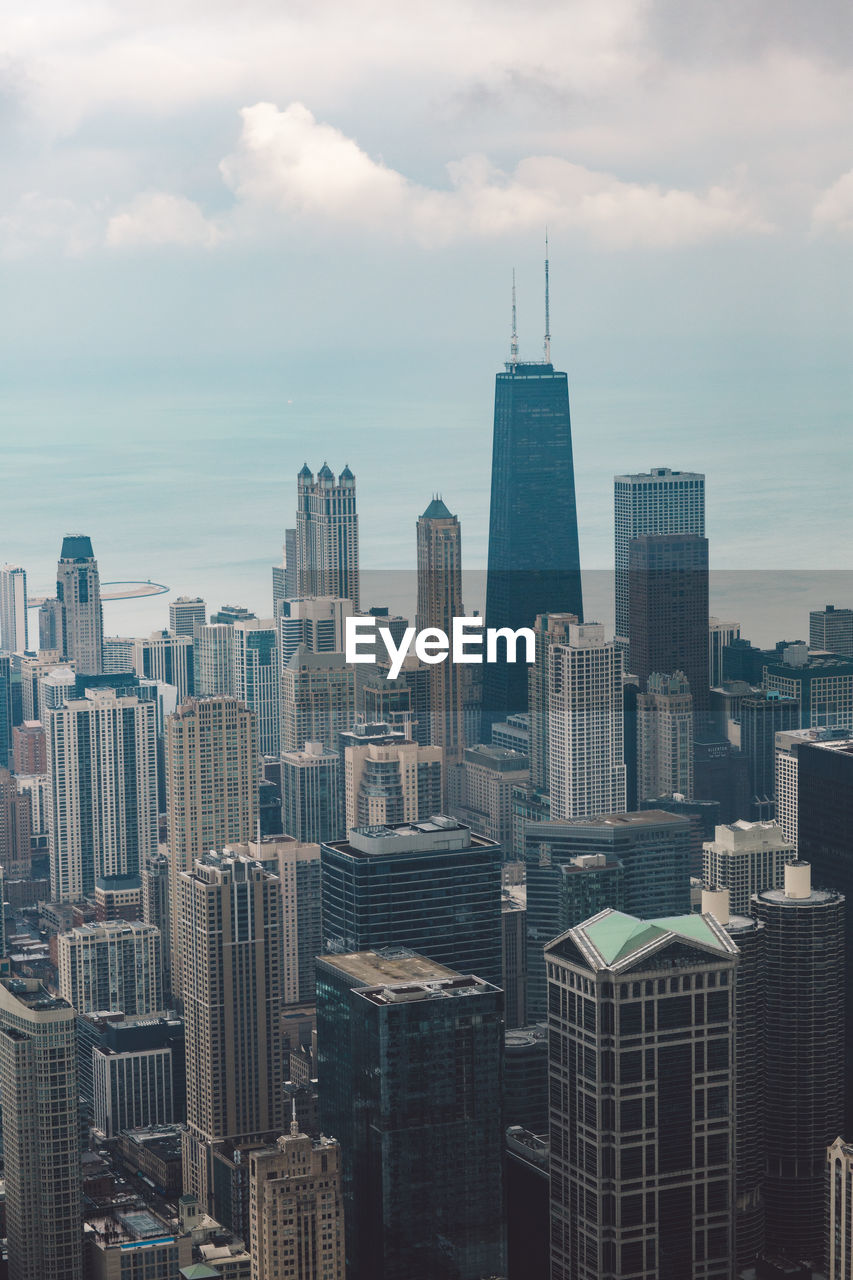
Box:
[357,974,496,1006]
[547,907,738,972]
[464,744,529,771]
[320,949,456,987]
[421,496,454,520]
[60,534,95,560]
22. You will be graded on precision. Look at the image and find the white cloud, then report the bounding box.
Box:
[0,191,99,258]
[106,191,220,248]
[219,101,772,248]
[812,169,853,235]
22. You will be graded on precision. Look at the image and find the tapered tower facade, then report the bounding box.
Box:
[417,497,465,763]
[56,534,103,674]
[296,464,359,609]
[483,258,583,724]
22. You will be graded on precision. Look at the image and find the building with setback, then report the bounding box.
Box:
[546,909,738,1280]
[702,820,796,916]
[614,467,705,658]
[321,816,503,987]
[296,464,359,609]
[248,1123,345,1280]
[56,534,104,674]
[180,851,285,1217]
[317,949,505,1280]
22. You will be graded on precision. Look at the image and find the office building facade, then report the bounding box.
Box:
[416,496,465,760]
[321,817,503,988]
[169,595,206,636]
[628,532,710,712]
[637,670,694,802]
[281,742,341,845]
[546,909,737,1280]
[810,604,853,657]
[614,467,705,657]
[317,950,505,1280]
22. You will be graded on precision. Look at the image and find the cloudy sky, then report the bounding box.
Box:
[1,0,851,598]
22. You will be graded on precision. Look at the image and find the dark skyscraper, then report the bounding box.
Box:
[483,261,583,722]
[628,531,710,713]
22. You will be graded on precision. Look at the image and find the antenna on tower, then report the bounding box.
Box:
[544,229,551,364]
[510,269,519,365]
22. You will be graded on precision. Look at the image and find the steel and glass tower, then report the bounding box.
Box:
[483,256,583,723]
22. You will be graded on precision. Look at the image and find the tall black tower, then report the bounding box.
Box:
[483,253,583,724]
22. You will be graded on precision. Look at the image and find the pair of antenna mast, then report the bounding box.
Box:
[510,232,551,364]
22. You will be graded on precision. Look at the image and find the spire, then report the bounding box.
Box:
[510,269,518,365]
[544,229,551,365]
[290,1094,299,1136]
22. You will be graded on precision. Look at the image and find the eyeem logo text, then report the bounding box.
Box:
[345,616,535,680]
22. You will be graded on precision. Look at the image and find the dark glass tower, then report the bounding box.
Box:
[317,950,505,1280]
[483,278,583,723]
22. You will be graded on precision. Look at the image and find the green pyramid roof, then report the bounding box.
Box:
[421,496,453,520]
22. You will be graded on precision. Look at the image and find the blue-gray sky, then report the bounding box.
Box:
[1,0,851,613]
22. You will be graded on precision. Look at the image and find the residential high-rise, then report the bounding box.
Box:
[296,464,360,609]
[56,534,104,674]
[702,819,796,916]
[546,908,737,1280]
[637,670,694,802]
[360,653,432,746]
[232,836,324,1005]
[12,719,45,773]
[524,811,693,1018]
[321,817,503,988]
[317,950,505,1280]
[709,616,741,687]
[736,689,800,820]
[169,595,206,637]
[628,531,710,712]
[281,741,341,845]
[416,496,465,761]
[548,622,626,819]
[231,617,279,755]
[272,528,298,618]
[0,766,32,878]
[281,646,355,753]
[44,682,158,901]
[811,604,853,657]
[0,974,83,1280]
[165,696,257,1001]
[248,1122,345,1280]
[528,612,578,791]
[614,466,705,658]
[58,919,163,1016]
[193,621,236,696]
[455,743,528,848]
[180,850,285,1214]
[753,861,845,1264]
[797,738,853,1132]
[345,737,443,832]
[0,564,28,653]
[38,596,63,651]
[483,295,584,724]
[102,635,134,673]
[0,653,12,766]
[132,629,194,703]
[142,850,171,993]
[278,596,353,667]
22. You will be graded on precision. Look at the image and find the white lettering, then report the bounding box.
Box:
[452,617,484,663]
[486,626,536,664]
[345,616,377,663]
[380,626,416,679]
[414,627,450,664]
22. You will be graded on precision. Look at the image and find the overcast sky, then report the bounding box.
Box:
[1,0,851,582]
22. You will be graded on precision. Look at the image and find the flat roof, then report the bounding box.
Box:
[319,950,456,987]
